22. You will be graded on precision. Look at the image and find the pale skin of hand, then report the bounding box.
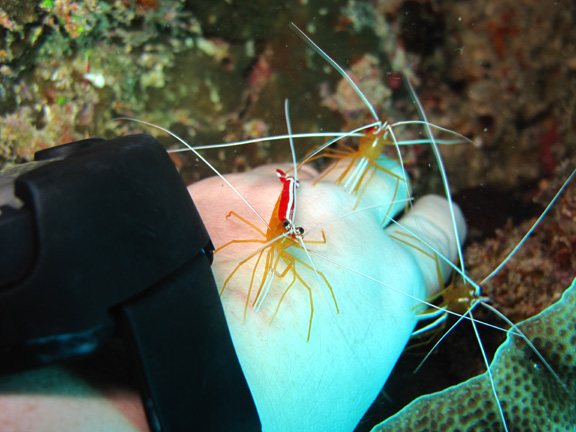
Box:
[0,157,465,432]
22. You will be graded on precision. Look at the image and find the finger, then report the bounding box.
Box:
[387,194,467,296]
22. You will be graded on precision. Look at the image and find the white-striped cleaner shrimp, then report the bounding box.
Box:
[212,100,340,342]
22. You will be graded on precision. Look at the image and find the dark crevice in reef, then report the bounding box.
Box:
[454,182,544,243]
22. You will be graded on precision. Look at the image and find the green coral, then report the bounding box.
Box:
[372,277,576,431]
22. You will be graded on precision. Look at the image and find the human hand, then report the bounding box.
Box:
[188,156,465,431]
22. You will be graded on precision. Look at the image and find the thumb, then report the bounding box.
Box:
[386,195,467,297]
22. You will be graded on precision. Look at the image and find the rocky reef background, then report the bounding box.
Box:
[1,0,575,430]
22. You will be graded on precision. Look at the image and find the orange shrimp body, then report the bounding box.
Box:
[308,125,411,224]
[215,175,338,342]
[387,222,476,339]
[437,285,477,316]
[357,126,390,161]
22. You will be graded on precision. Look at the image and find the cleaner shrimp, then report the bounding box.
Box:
[284,24,480,338]
[213,100,339,342]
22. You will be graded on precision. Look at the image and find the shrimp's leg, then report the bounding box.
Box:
[252,246,278,310]
[269,259,315,342]
[245,249,266,320]
[222,211,267,240]
[219,244,266,296]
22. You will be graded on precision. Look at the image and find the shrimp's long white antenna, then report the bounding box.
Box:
[283,98,337,312]
[299,122,381,164]
[386,125,413,200]
[176,132,366,152]
[307,249,511,332]
[470,308,509,432]
[480,301,568,393]
[391,120,476,146]
[170,131,464,153]
[285,99,298,221]
[115,117,270,229]
[254,267,275,312]
[403,76,467,283]
[289,22,379,123]
[416,301,510,432]
[481,167,576,284]
[306,198,413,236]
[412,300,482,373]
[288,23,415,216]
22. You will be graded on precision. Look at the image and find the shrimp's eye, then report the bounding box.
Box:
[282,220,291,231]
[366,125,379,135]
[295,227,305,236]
